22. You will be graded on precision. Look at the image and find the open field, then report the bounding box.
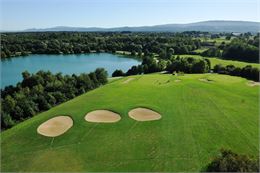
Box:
[192,48,209,53]
[180,54,260,69]
[1,73,259,172]
[198,36,232,45]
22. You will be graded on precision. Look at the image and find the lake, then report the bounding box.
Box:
[1,53,141,88]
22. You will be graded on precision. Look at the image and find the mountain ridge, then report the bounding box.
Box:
[4,20,260,33]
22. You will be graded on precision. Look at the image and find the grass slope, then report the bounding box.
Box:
[180,54,260,69]
[1,74,259,172]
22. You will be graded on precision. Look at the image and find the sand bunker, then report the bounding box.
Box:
[122,78,134,84]
[128,108,162,121]
[37,116,73,137]
[247,81,260,87]
[85,110,121,123]
[199,78,213,82]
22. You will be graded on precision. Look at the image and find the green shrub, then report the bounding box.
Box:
[204,149,259,172]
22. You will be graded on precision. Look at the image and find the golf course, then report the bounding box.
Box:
[1,73,259,172]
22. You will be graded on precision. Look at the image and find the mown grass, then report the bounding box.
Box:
[198,37,232,45]
[1,74,259,172]
[192,48,209,53]
[180,54,260,69]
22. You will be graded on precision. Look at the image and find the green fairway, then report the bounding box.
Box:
[1,74,259,172]
[192,48,209,53]
[180,54,260,69]
[196,36,232,45]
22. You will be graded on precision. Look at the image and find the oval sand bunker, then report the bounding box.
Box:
[128,108,162,121]
[37,116,73,137]
[85,110,121,123]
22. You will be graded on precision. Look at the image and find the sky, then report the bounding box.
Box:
[1,0,259,31]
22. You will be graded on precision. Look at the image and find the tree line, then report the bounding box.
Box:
[195,33,259,63]
[222,39,259,63]
[113,55,259,82]
[2,32,259,63]
[1,32,201,59]
[213,64,259,82]
[113,56,210,77]
[1,68,108,130]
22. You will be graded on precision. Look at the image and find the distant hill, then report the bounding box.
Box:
[19,20,260,33]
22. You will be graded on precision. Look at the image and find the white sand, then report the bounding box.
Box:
[128,108,162,121]
[122,78,134,84]
[199,78,213,82]
[247,81,260,87]
[37,116,73,137]
[85,110,121,123]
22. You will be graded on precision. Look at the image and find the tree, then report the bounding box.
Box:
[251,68,260,82]
[1,51,7,58]
[73,46,82,54]
[226,35,231,40]
[225,64,235,72]
[18,99,36,118]
[2,95,16,114]
[94,68,108,85]
[52,91,67,103]
[22,71,31,80]
[232,67,242,76]
[201,48,221,57]
[213,64,226,74]
[167,48,174,59]
[1,112,15,129]
[191,60,208,73]
[36,95,51,111]
[205,58,211,70]
[126,66,139,76]
[205,149,259,172]
[112,69,125,77]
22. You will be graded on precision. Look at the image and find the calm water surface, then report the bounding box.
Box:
[1,53,141,88]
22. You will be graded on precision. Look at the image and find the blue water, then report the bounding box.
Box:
[1,53,141,88]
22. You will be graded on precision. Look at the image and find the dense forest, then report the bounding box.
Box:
[1,32,201,58]
[1,68,108,130]
[1,32,259,63]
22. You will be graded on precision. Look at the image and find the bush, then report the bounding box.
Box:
[201,48,221,57]
[204,149,259,172]
[112,69,125,77]
[213,64,260,82]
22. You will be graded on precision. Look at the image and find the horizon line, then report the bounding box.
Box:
[2,20,260,32]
